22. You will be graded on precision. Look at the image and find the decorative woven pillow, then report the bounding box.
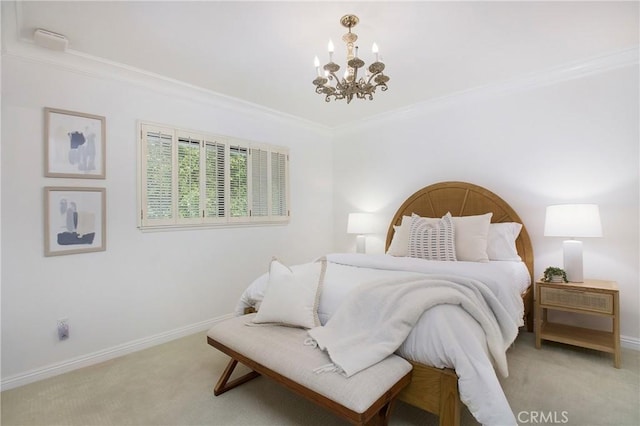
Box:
[252,257,326,328]
[408,213,457,261]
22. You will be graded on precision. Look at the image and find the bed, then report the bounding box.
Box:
[236,181,534,426]
[384,181,533,425]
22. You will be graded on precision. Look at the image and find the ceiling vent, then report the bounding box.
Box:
[33,29,68,51]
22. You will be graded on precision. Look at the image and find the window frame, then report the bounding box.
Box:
[138,122,289,230]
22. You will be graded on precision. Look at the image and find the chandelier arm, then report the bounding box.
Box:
[365,71,382,85]
[333,74,344,92]
[330,74,342,86]
[329,73,347,91]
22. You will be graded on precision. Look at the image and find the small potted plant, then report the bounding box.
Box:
[542,266,568,283]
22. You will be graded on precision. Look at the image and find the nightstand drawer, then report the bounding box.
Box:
[540,287,613,314]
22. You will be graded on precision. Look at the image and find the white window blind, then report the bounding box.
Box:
[230,145,248,218]
[139,121,289,229]
[204,140,225,219]
[251,148,269,218]
[142,126,174,225]
[271,150,288,217]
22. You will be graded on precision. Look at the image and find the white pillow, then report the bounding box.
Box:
[408,213,457,261]
[252,257,326,328]
[487,222,523,261]
[451,213,492,262]
[386,215,412,256]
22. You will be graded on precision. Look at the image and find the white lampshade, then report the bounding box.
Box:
[347,213,374,234]
[544,204,602,282]
[544,204,602,238]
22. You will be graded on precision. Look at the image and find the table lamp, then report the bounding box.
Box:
[347,213,374,254]
[544,204,602,282]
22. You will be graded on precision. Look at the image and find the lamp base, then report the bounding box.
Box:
[563,240,583,282]
[356,235,366,254]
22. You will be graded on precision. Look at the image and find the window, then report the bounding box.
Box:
[139,123,289,229]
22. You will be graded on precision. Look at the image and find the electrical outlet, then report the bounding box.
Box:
[57,319,69,340]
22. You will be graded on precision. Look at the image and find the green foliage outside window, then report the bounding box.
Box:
[178,141,200,219]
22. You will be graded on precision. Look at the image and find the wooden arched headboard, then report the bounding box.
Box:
[385,181,534,282]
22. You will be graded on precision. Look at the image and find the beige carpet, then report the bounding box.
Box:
[2,331,638,426]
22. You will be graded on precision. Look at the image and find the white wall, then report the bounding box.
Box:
[333,60,639,343]
[1,36,637,390]
[1,53,334,387]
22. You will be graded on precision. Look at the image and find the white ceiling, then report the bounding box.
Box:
[8,1,640,127]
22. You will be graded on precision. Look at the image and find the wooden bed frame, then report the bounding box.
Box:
[385,181,534,426]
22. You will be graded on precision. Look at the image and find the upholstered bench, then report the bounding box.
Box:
[207,314,413,426]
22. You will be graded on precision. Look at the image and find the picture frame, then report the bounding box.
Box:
[44,187,106,257]
[44,107,106,178]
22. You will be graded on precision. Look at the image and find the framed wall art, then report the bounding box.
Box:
[44,107,106,178]
[44,187,106,256]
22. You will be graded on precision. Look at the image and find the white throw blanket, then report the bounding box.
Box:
[307,274,519,378]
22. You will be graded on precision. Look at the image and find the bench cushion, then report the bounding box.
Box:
[207,314,412,414]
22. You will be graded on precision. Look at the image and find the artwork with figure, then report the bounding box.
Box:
[45,187,106,256]
[57,198,96,246]
[45,108,105,178]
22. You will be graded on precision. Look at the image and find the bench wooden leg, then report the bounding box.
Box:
[364,399,397,426]
[214,358,261,396]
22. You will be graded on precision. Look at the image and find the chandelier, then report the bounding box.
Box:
[313,15,389,104]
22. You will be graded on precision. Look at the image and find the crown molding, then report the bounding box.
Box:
[3,5,637,135]
[337,47,639,133]
[2,37,332,135]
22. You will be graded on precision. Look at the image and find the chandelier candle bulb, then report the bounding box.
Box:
[372,43,379,61]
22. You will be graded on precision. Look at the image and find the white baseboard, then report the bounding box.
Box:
[621,335,640,351]
[3,317,637,391]
[0,314,234,392]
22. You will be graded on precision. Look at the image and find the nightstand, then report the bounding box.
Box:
[535,279,620,368]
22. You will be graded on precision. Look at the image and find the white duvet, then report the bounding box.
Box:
[235,253,531,426]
